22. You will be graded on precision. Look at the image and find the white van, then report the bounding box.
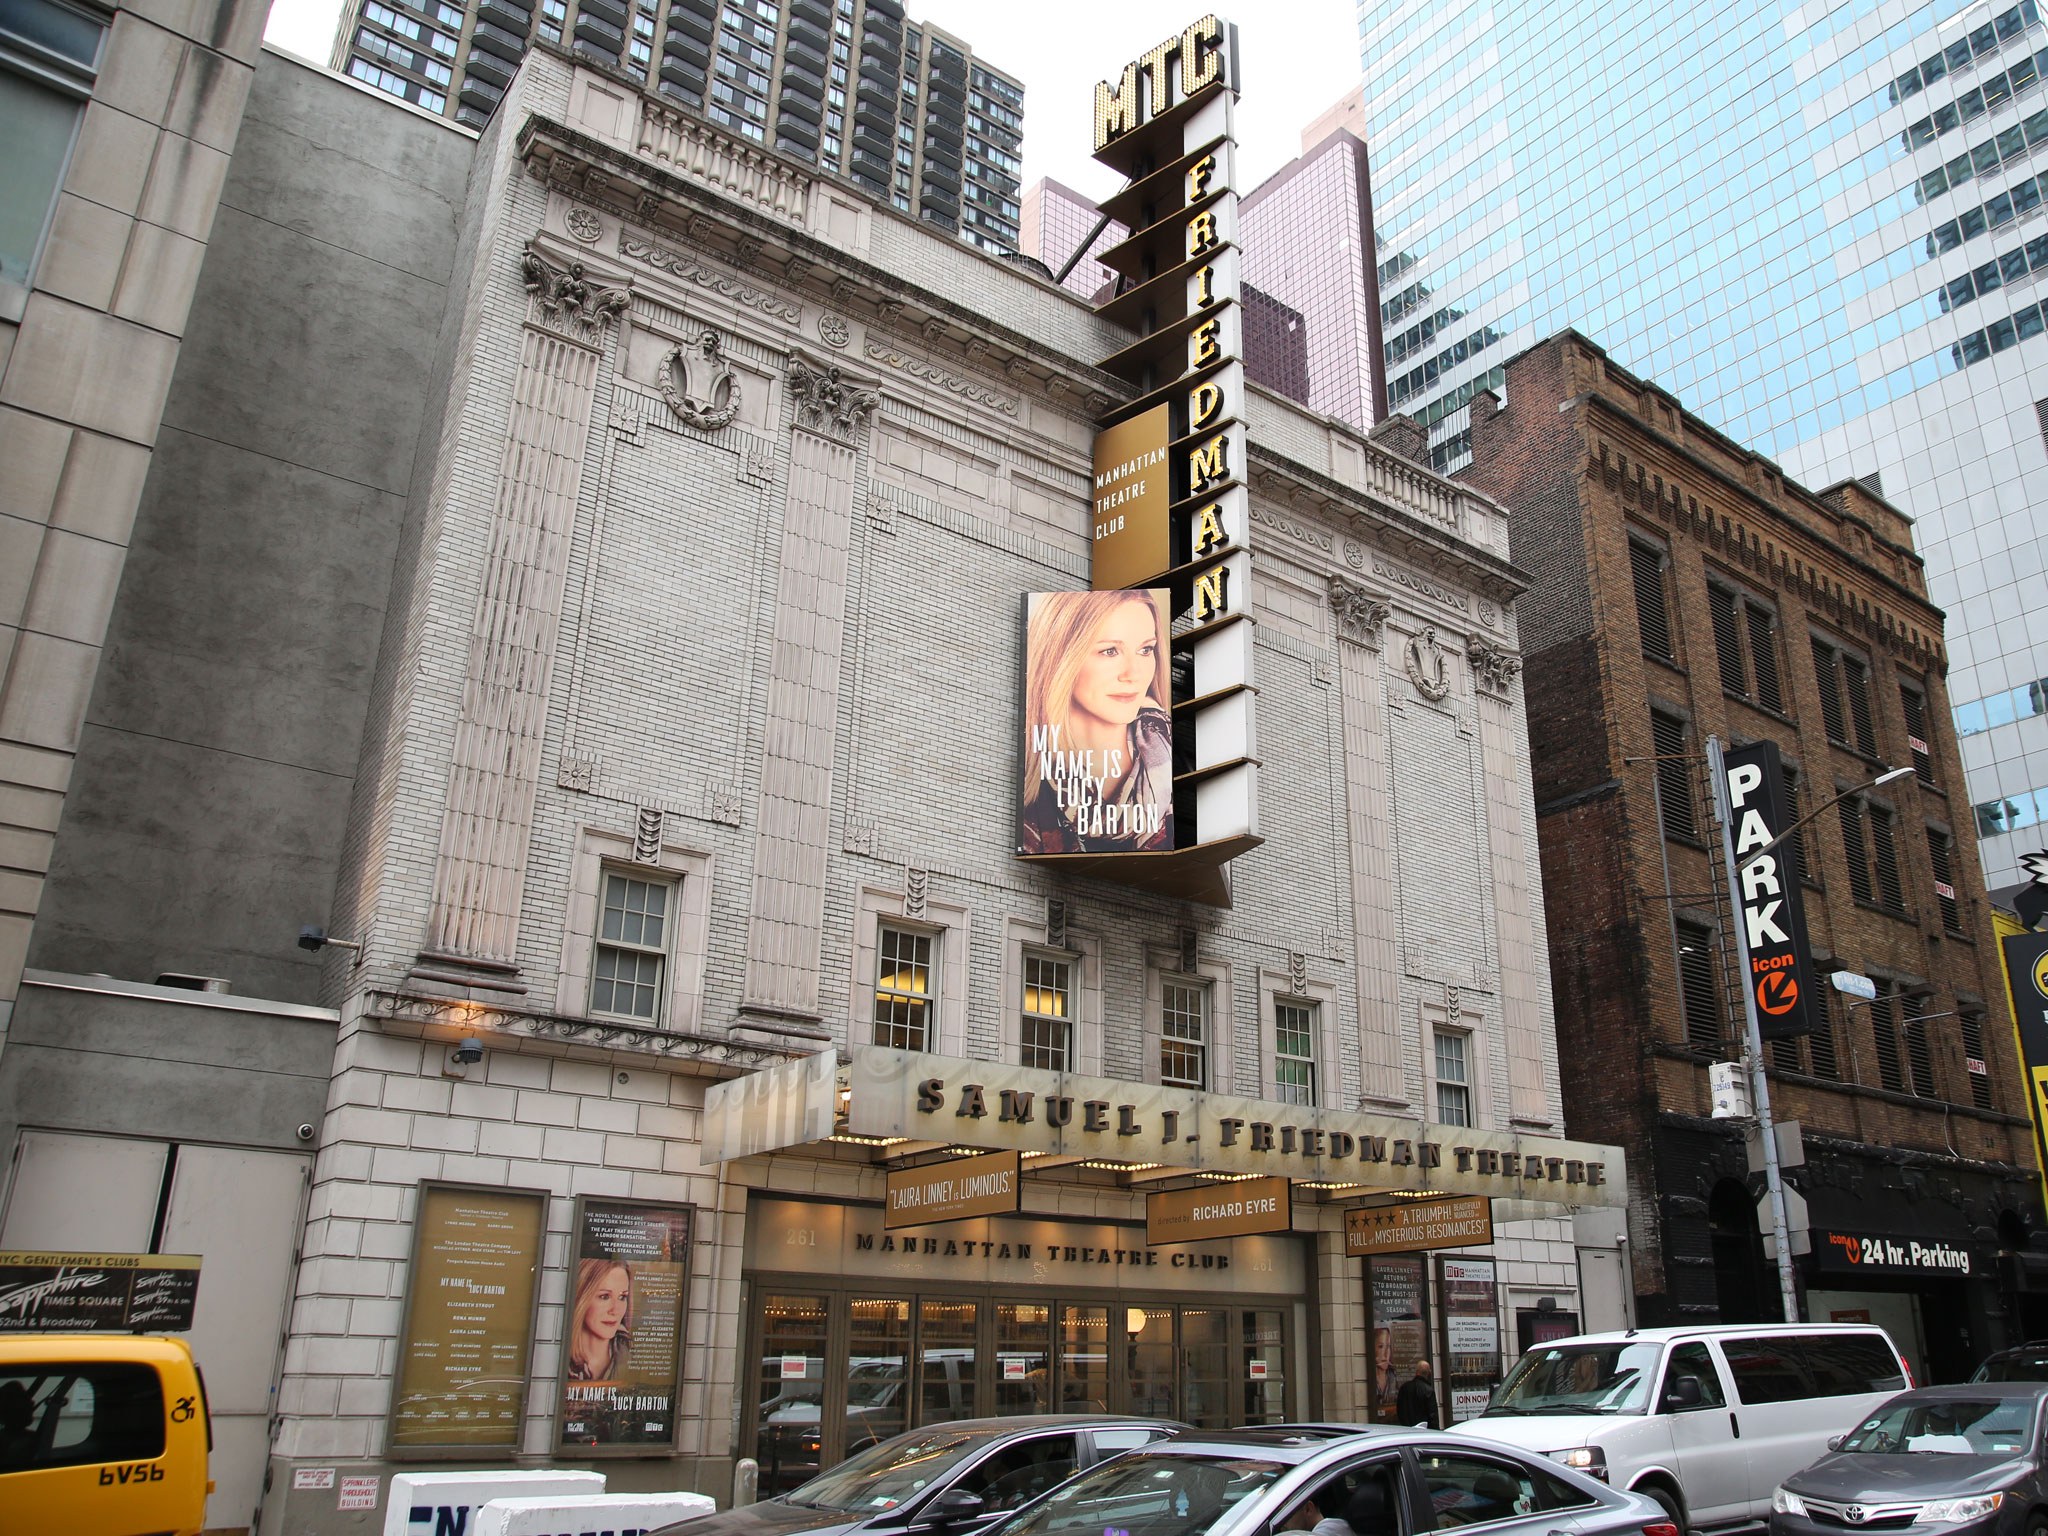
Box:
[1450,1323,1909,1532]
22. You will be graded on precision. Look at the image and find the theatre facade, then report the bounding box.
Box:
[252,34,1628,1519]
[0,22,1621,1536]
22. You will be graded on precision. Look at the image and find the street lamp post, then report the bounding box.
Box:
[1704,737,1912,1324]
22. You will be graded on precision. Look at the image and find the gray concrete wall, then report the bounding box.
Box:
[28,52,475,1003]
[0,971,335,1157]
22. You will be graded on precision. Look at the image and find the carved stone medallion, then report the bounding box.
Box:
[1405,624,1452,701]
[659,330,742,430]
[565,206,603,244]
[818,312,850,349]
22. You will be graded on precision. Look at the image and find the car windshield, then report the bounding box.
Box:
[1839,1398,2037,1455]
[1486,1343,1662,1416]
[991,1452,1288,1536]
[1977,1352,2048,1383]
[783,1429,996,1511]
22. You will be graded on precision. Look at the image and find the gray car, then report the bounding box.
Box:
[653,1417,1182,1536]
[965,1425,1674,1536]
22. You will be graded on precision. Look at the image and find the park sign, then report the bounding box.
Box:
[1723,740,1823,1040]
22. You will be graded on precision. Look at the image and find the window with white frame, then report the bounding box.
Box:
[873,923,934,1051]
[1433,1029,1472,1126]
[1021,952,1072,1070]
[1273,1000,1317,1105]
[1160,980,1208,1089]
[590,871,672,1021]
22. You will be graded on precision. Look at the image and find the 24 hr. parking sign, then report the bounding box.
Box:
[1723,740,1824,1040]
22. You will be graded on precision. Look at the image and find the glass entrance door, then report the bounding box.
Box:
[744,1283,1299,1475]
[1058,1304,1109,1411]
[755,1292,828,1496]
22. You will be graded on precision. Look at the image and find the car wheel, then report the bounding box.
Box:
[1643,1485,1688,1535]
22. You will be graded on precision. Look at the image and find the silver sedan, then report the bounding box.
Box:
[975,1425,1677,1536]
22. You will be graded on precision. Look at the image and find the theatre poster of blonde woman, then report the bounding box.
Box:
[1019,589,1176,855]
[557,1198,692,1450]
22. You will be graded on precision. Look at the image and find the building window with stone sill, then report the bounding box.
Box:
[590,870,674,1023]
[874,922,935,1052]
[1,0,104,312]
[1707,579,1787,715]
[1650,708,1701,843]
[1629,535,1677,665]
[1432,1028,1472,1127]
[1021,950,1072,1071]
[1273,999,1318,1107]
[1812,635,1878,758]
[1161,978,1208,1090]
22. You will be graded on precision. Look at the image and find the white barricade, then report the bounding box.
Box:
[472,1491,718,1536]
[383,1470,608,1536]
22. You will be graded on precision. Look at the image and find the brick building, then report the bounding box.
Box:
[1464,332,2044,1374]
[0,37,1626,1535]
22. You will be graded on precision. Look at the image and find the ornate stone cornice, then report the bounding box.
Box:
[519,240,630,339]
[515,114,1121,421]
[863,338,1018,417]
[618,232,802,322]
[786,350,880,441]
[366,989,800,1076]
[1327,575,1391,648]
[1466,633,1523,694]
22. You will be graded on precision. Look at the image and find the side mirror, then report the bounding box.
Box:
[1663,1377,1703,1410]
[921,1490,987,1529]
[1827,1436,1845,1452]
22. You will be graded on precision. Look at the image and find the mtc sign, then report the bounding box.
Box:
[1073,12,1258,897]
[1723,740,1822,1040]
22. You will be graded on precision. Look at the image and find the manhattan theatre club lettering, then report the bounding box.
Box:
[912,1076,1608,1192]
[857,1232,1232,1269]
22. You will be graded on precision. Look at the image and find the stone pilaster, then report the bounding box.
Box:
[423,245,625,969]
[739,353,877,1023]
[1330,576,1404,1107]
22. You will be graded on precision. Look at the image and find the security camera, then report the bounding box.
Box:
[296,1123,316,1142]
[297,925,364,961]
[452,1037,485,1065]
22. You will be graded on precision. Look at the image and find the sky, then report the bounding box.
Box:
[259,0,1364,200]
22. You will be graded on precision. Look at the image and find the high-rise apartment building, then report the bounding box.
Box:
[1357,0,2048,890]
[331,0,1024,251]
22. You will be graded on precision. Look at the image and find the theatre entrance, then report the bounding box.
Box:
[743,1197,1310,1493]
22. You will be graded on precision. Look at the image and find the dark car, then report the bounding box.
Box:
[654,1417,1182,1536]
[1771,1382,2048,1536]
[1973,1344,2048,1383]
[955,1425,1672,1536]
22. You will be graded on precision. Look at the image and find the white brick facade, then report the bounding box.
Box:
[261,46,1592,1527]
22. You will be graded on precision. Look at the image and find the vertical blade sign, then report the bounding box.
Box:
[1723,740,1822,1039]
[1083,15,1258,859]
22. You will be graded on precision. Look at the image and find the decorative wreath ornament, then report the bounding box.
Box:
[660,330,741,430]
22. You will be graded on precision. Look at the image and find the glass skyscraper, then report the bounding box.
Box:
[1360,0,2048,888]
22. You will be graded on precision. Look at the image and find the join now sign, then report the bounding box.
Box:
[1723,740,1823,1041]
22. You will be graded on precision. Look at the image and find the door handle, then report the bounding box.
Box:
[1730,1412,1741,1439]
